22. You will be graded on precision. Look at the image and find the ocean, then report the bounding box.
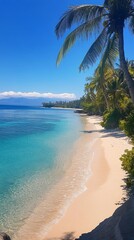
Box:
[0,105,88,238]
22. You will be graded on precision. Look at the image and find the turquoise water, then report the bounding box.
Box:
[0,106,82,235]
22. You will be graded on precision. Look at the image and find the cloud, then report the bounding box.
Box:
[0,91,76,100]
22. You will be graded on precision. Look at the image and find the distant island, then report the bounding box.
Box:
[42,100,82,109]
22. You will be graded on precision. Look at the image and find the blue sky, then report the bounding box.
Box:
[0,0,133,100]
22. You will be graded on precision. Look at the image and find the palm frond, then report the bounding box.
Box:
[100,33,119,73]
[55,5,106,38]
[86,76,95,82]
[79,28,108,71]
[88,80,97,90]
[56,16,103,65]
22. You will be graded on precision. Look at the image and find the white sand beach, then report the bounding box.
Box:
[45,115,132,240]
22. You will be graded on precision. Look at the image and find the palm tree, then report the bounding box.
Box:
[55,0,134,103]
[106,69,126,109]
[86,67,110,110]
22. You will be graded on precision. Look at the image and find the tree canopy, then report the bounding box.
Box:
[56,0,134,102]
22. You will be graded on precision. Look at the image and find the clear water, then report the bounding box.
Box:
[0,106,82,235]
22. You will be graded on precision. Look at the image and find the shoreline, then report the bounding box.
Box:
[13,114,97,240]
[45,115,132,240]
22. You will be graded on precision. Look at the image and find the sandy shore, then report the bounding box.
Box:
[45,115,132,240]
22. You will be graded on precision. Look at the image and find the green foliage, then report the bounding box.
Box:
[56,0,134,103]
[119,108,134,191]
[101,108,123,129]
[120,148,134,187]
[55,1,134,193]
[82,101,100,115]
[42,100,82,109]
[81,90,106,115]
[119,110,134,142]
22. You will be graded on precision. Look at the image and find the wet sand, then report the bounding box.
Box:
[14,115,97,240]
[45,115,132,240]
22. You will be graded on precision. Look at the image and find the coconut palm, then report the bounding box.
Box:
[55,0,134,103]
[86,68,110,110]
[106,69,127,109]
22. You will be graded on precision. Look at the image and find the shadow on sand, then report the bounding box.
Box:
[82,129,127,139]
[48,232,75,240]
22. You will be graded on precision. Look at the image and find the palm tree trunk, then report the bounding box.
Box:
[118,27,134,104]
[102,85,110,110]
[113,91,116,109]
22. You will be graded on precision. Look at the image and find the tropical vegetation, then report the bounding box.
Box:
[42,100,82,108]
[56,0,134,103]
[81,62,134,190]
[55,0,134,193]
